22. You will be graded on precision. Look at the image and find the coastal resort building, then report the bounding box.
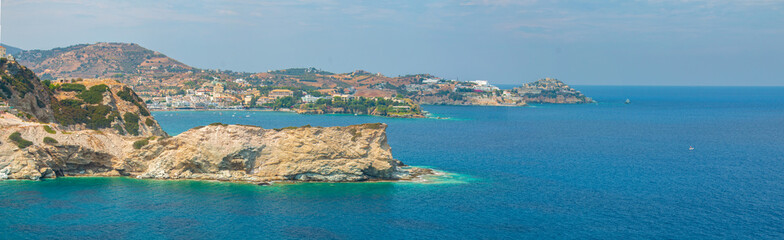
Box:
[269,89,294,99]
[244,95,254,106]
[301,95,326,103]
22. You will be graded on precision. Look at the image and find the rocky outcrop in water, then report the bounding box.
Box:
[0,118,429,182]
[122,123,421,182]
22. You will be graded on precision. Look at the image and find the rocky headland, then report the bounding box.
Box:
[0,59,431,183]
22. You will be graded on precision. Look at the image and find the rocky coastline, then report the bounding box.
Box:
[0,59,433,184]
[0,118,431,183]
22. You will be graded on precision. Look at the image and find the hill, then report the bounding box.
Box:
[1,58,166,136]
[14,42,429,91]
[15,42,192,80]
[14,42,592,107]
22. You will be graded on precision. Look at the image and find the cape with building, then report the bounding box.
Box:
[0,57,434,183]
[10,43,592,118]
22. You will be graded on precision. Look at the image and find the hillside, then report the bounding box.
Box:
[14,42,592,108]
[1,58,166,137]
[0,58,57,122]
[16,42,192,80]
[14,43,430,91]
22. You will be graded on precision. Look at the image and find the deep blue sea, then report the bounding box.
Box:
[2,86,784,239]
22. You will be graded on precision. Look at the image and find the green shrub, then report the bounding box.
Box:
[8,132,23,142]
[209,122,228,127]
[135,102,151,116]
[113,124,126,135]
[117,88,134,102]
[116,87,151,116]
[123,112,140,136]
[52,99,88,126]
[8,132,33,149]
[43,125,56,134]
[145,118,155,126]
[36,97,46,108]
[88,84,109,93]
[133,139,149,149]
[76,84,110,104]
[43,137,58,145]
[59,99,84,107]
[76,90,104,104]
[60,83,86,92]
[85,105,115,129]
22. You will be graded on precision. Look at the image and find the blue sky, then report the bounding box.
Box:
[3,0,783,85]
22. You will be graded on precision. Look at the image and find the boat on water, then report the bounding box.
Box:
[689,146,695,151]
[625,99,631,104]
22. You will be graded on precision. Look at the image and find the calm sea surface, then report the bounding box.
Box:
[2,86,784,239]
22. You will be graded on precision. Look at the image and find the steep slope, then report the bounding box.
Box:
[49,79,168,136]
[16,42,191,79]
[1,58,166,136]
[0,58,57,122]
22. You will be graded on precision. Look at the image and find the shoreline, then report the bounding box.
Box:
[151,108,430,119]
[0,168,462,186]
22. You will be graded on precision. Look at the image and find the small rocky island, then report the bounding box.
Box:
[0,59,431,183]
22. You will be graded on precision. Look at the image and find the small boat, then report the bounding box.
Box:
[689,146,694,151]
[245,115,250,118]
[625,99,631,104]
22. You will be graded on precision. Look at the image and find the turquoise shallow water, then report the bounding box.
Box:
[2,86,784,239]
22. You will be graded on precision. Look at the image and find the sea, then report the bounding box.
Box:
[2,86,784,239]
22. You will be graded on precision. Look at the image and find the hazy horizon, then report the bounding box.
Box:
[3,0,783,86]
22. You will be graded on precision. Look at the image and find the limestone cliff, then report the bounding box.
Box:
[0,119,428,182]
[122,123,423,182]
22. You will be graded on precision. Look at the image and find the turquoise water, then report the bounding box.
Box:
[3,86,784,239]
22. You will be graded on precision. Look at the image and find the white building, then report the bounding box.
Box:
[471,80,489,86]
[423,78,439,84]
[301,95,326,103]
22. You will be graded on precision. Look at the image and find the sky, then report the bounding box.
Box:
[3,0,784,86]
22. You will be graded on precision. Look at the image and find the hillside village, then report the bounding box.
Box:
[10,43,593,118]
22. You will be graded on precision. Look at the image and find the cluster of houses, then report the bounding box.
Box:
[404,78,502,94]
[145,80,307,110]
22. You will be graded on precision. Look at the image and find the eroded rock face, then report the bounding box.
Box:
[123,123,414,182]
[0,118,427,183]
